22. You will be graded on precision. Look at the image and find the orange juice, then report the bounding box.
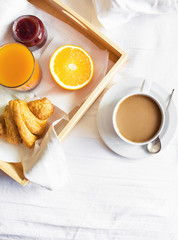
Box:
[0,43,41,91]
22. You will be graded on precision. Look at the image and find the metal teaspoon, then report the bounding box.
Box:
[147,89,175,154]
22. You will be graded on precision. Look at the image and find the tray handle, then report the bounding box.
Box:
[0,161,29,186]
[62,10,88,30]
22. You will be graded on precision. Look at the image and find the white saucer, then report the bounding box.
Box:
[97,77,177,159]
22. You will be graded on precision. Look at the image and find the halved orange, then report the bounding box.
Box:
[49,45,94,90]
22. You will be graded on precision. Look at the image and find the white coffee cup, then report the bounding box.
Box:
[112,80,165,145]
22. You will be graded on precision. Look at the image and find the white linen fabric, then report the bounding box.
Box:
[93,0,178,28]
[0,0,178,239]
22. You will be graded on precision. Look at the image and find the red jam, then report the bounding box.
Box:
[12,15,47,51]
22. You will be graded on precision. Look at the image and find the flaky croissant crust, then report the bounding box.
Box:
[0,97,53,148]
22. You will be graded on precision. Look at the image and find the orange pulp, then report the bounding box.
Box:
[49,45,94,90]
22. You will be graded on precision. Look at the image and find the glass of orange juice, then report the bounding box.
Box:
[0,43,41,91]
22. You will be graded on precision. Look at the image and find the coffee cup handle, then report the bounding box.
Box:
[140,79,152,93]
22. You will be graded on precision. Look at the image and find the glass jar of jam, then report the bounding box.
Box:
[12,15,47,51]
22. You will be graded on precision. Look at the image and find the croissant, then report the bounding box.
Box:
[0,97,53,148]
[0,115,6,137]
[4,104,21,145]
[28,97,53,120]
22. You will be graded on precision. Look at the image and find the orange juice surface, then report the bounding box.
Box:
[0,43,40,90]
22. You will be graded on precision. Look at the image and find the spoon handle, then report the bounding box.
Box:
[165,89,175,116]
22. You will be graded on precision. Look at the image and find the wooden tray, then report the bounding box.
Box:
[0,0,127,185]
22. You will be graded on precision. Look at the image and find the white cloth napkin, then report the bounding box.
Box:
[0,0,109,189]
[22,119,70,190]
[92,0,178,28]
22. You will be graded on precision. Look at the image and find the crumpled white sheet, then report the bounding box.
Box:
[93,0,178,28]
